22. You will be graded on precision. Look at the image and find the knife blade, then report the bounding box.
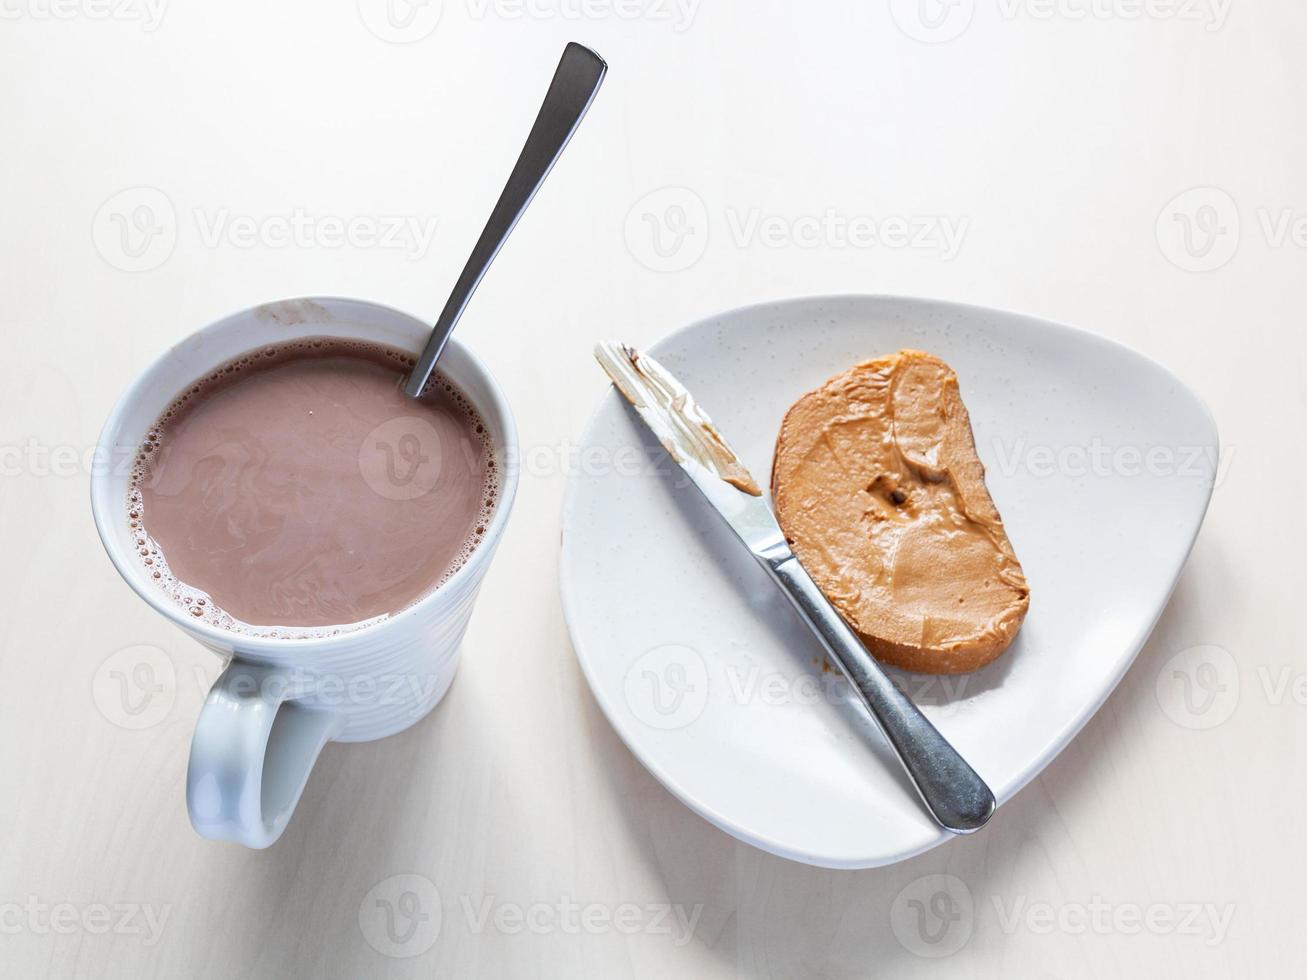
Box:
[594,340,996,835]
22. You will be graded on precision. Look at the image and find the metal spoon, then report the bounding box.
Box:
[405,42,607,397]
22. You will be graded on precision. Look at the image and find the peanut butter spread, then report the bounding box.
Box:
[771,350,1029,674]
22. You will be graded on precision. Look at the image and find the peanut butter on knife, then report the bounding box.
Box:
[771,350,1029,674]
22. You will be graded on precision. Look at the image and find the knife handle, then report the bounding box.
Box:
[765,553,996,834]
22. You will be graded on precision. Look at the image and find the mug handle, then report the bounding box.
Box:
[187,660,344,848]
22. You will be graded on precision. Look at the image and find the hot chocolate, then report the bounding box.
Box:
[128,339,498,635]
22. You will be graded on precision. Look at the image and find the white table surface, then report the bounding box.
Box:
[1,3,1300,977]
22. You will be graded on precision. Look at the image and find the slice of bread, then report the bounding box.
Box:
[771,350,1029,674]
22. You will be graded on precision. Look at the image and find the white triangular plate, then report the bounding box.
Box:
[560,296,1217,868]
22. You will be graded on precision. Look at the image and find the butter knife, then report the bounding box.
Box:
[594,340,996,835]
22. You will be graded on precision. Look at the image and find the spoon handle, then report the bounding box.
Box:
[406,42,607,397]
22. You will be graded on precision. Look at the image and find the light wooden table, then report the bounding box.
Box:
[1,3,1300,976]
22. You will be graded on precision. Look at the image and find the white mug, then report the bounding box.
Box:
[90,297,519,848]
